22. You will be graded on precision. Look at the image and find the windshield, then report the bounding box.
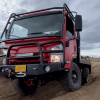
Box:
[8,12,62,39]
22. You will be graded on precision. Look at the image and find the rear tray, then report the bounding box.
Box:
[80,59,91,65]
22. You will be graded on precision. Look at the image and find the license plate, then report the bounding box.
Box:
[15,65,26,72]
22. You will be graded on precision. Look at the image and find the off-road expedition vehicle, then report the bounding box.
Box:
[0,3,91,96]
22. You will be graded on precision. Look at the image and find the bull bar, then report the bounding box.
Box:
[0,40,65,78]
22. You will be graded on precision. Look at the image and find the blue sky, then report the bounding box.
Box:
[81,49,100,58]
[0,0,100,57]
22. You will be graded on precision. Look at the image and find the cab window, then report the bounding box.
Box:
[66,16,74,39]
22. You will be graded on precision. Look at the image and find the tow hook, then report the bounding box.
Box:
[15,72,26,77]
[25,80,34,86]
[8,69,11,78]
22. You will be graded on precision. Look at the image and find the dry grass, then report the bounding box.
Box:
[90,58,100,62]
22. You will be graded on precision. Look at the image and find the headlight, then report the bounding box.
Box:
[3,49,7,55]
[51,44,63,50]
[51,55,60,62]
[3,57,6,64]
[2,49,7,64]
[51,44,63,62]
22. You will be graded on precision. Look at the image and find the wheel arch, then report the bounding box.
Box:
[71,57,91,74]
[79,63,91,74]
[72,56,77,64]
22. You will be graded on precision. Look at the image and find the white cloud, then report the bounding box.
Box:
[0,0,26,33]
[81,41,100,50]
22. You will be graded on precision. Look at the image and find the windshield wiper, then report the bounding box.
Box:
[7,35,20,38]
[27,32,42,35]
[44,30,61,35]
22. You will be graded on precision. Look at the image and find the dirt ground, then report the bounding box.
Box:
[0,60,100,100]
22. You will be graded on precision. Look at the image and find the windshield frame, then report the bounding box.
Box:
[7,11,63,40]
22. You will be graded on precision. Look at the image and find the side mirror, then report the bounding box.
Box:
[75,15,82,31]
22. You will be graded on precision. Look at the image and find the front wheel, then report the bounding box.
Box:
[14,78,39,96]
[60,62,81,92]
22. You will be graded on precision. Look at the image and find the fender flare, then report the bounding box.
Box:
[72,56,77,64]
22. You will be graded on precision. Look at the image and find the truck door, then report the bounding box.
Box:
[65,16,77,69]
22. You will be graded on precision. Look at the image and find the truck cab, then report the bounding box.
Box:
[0,3,91,96]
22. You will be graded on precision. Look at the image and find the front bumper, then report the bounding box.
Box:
[0,63,64,78]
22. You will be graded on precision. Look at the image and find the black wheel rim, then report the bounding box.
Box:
[71,70,78,84]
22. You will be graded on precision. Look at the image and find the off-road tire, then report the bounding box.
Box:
[82,67,89,84]
[60,62,81,92]
[14,78,39,96]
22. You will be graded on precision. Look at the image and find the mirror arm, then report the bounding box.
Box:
[76,31,80,64]
[66,11,77,20]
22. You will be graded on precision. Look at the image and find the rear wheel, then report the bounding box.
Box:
[14,78,39,96]
[82,67,89,84]
[60,62,81,92]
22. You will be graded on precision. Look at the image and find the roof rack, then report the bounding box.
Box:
[63,3,75,21]
[14,3,74,21]
[15,7,63,16]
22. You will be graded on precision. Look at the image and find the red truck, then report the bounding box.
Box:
[0,3,91,96]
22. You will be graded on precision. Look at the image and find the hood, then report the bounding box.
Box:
[5,37,61,57]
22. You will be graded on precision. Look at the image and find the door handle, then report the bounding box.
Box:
[66,41,69,47]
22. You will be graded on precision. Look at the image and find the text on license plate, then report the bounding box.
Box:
[15,65,26,72]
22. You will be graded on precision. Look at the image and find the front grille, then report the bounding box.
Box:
[11,61,48,65]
